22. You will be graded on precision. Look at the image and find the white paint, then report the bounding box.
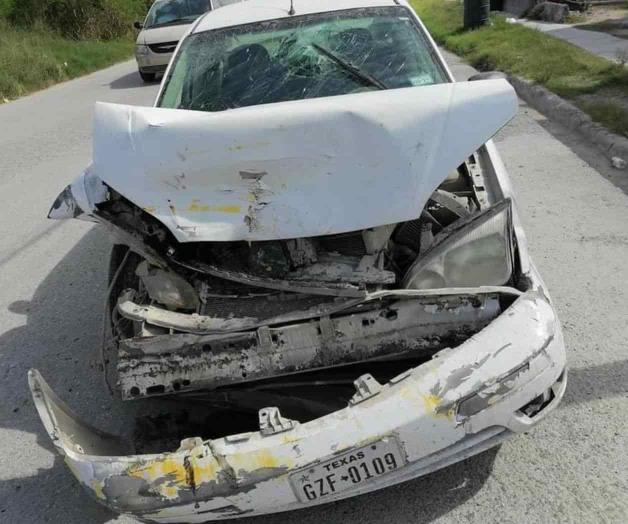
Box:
[92,79,516,242]
[137,24,192,47]
[193,0,400,34]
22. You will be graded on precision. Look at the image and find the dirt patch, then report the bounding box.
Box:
[573,4,628,41]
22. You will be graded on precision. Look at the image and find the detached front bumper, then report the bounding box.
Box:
[28,288,566,522]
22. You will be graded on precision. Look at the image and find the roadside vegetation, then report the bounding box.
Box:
[0,0,149,101]
[410,0,628,138]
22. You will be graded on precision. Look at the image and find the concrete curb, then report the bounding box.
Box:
[507,75,628,163]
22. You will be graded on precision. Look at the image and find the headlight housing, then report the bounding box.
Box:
[403,199,514,289]
[135,44,150,56]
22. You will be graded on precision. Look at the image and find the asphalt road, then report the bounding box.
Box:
[0,55,626,524]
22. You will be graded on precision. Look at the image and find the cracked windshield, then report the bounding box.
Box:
[144,0,210,28]
[159,6,446,111]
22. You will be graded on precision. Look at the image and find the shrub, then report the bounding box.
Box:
[8,0,149,40]
[0,0,15,18]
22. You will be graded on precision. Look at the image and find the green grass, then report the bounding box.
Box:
[577,99,628,136]
[0,19,133,101]
[410,0,628,137]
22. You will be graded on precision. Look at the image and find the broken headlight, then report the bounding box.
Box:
[48,169,108,221]
[403,199,513,289]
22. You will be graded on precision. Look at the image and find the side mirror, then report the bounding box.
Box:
[133,21,143,30]
[468,71,507,81]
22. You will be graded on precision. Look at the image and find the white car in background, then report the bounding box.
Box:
[134,0,213,82]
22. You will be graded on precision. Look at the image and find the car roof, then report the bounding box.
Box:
[195,0,400,33]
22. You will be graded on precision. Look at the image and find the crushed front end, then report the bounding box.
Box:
[32,81,566,521]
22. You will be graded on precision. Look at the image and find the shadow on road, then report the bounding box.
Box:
[0,227,126,523]
[536,116,628,197]
[561,359,628,408]
[109,70,159,90]
[0,226,624,523]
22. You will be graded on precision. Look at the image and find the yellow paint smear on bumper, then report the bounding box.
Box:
[188,202,241,213]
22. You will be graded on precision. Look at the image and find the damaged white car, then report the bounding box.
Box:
[30,0,567,521]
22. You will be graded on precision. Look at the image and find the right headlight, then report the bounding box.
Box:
[403,199,513,289]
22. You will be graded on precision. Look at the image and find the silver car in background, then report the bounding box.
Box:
[134,0,212,82]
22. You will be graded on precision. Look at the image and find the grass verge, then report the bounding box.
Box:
[0,20,133,102]
[409,0,628,138]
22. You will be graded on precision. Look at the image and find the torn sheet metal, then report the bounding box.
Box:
[118,286,521,336]
[117,293,502,398]
[92,79,516,242]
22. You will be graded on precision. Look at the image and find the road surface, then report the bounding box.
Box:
[0,56,626,523]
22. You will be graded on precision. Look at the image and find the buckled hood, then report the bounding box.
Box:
[136,23,191,46]
[92,79,517,242]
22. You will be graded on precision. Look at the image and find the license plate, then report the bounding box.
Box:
[290,438,406,502]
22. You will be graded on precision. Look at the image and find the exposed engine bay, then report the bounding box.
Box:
[88,153,519,446]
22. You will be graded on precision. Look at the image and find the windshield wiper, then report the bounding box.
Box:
[311,43,387,91]
[151,17,195,27]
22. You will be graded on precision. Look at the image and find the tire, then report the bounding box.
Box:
[104,245,144,396]
[139,70,156,82]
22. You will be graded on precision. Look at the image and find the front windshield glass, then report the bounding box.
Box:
[144,0,210,29]
[158,7,447,112]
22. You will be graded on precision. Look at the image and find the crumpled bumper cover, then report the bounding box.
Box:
[28,289,566,522]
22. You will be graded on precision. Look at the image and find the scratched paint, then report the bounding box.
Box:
[187,201,242,214]
[227,448,293,475]
[91,479,106,500]
[127,453,221,499]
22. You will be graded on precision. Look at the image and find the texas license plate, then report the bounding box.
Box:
[290,438,406,502]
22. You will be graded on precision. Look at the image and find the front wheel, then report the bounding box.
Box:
[103,246,146,396]
[139,70,156,82]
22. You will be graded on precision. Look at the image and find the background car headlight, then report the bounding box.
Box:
[403,199,513,289]
[135,45,150,56]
